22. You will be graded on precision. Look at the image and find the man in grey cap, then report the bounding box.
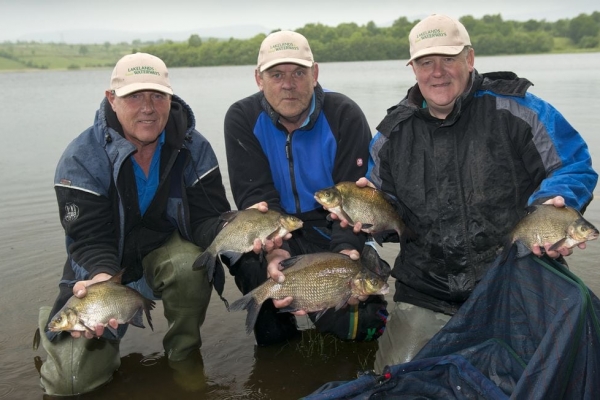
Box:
[36,52,232,395]
[333,14,596,371]
[223,31,389,346]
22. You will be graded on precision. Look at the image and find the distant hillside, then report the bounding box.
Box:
[12,24,271,44]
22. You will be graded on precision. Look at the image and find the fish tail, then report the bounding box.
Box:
[229,293,262,335]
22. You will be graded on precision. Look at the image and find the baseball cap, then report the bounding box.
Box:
[110,52,173,96]
[257,30,314,72]
[407,14,471,65]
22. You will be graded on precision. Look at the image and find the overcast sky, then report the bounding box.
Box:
[1,0,598,42]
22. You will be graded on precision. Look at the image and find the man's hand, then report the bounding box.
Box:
[531,196,583,258]
[339,249,368,304]
[71,273,118,339]
[266,248,307,315]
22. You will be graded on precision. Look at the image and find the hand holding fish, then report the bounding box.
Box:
[71,273,119,339]
[502,197,598,262]
[266,248,308,315]
[531,196,586,258]
[267,248,365,314]
[338,249,368,305]
[248,202,293,254]
[325,179,373,234]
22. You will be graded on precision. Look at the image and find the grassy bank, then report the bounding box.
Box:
[1,37,598,72]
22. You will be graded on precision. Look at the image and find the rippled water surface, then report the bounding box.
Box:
[1,53,600,399]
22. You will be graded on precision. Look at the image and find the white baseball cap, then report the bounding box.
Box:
[407,14,471,65]
[110,52,173,96]
[257,30,314,72]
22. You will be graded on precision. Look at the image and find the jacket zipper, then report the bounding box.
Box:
[285,132,301,212]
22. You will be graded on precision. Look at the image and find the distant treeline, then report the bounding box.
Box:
[140,13,600,68]
[1,13,599,71]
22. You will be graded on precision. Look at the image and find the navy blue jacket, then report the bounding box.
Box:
[224,83,371,253]
[50,95,230,325]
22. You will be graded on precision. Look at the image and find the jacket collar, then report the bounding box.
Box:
[376,69,533,136]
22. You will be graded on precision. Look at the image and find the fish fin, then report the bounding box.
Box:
[548,238,568,252]
[524,205,539,215]
[222,250,244,266]
[276,306,302,313]
[193,248,216,272]
[279,254,307,269]
[229,293,261,335]
[311,308,330,322]
[338,293,354,311]
[361,223,374,231]
[338,209,355,225]
[515,240,532,258]
[81,320,96,336]
[497,235,513,265]
[129,308,146,329]
[368,233,383,247]
[144,299,155,331]
[33,328,41,350]
[220,210,240,224]
[360,245,391,279]
[109,269,125,284]
[106,325,119,337]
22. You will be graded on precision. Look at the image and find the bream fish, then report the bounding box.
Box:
[228,245,389,335]
[504,204,598,258]
[314,181,405,244]
[47,270,154,336]
[193,209,303,275]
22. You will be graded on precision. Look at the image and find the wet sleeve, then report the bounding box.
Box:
[519,94,597,211]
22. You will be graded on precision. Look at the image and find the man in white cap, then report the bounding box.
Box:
[334,14,596,371]
[37,52,232,395]
[223,31,389,346]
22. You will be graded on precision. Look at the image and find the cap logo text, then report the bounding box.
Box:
[415,29,447,43]
[269,42,299,53]
[126,65,161,76]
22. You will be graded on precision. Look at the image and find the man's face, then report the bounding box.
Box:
[411,48,475,119]
[255,63,318,126]
[106,90,171,146]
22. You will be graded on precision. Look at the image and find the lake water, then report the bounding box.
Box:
[2,53,600,399]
